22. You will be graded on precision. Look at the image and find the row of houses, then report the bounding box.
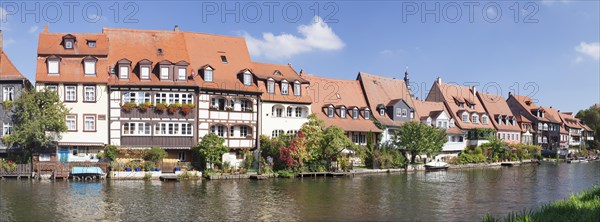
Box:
[0,27,595,168]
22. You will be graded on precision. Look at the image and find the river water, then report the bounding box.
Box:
[1,162,599,221]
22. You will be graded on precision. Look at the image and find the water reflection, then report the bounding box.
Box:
[1,162,599,221]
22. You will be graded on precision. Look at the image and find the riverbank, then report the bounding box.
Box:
[482,185,600,222]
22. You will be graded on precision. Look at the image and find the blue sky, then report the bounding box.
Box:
[1,0,598,112]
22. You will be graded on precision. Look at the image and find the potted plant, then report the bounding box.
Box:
[138,102,152,113]
[124,162,133,172]
[174,162,181,172]
[154,167,161,172]
[121,102,137,113]
[210,105,220,110]
[167,103,179,114]
[180,103,196,115]
[225,106,233,111]
[155,102,167,113]
[143,162,155,172]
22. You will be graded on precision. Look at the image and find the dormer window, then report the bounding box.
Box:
[352,108,359,119]
[267,79,275,94]
[472,114,479,124]
[119,66,129,79]
[243,71,252,86]
[380,108,385,116]
[83,57,97,75]
[482,115,488,125]
[65,40,73,49]
[177,68,187,80]
[274,71,282,76]
[427,117,432,126]
[87,41,96,48]
[469,104,475,109]
[281,80,289,95]
[462,112,469,123]
[47,57,60,74]
[364,108,370,120]
[160,67,169,80]
[327,105,334,118]
[220,55,228,64]
[340,106,347,118]
[294,81,301,96]
[140,66,150,79]
[204,67,213,82]
[450,119,455,128]
[458,102,465,108]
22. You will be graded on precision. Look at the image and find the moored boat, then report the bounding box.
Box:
[425,162,449,171]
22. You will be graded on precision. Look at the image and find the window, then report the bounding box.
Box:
[65,85,77,102]
[457,102,464,108]
[294,82,301,96]
[123,92,151,104]
[48,59,59,74]
[3,123,13,136]
[221,55,228,64]
[281,81,289,95]
[119,66,129,79]
[295,107,303,118]
[66,115,77,131]
[83,115,96,132]
[211,125,225,137]
[271,130,284,137]
[437,121,442,127]
[472,114,479,124]
[396,108,402,117]
[267,79,275,94]
[275,107,283,117]
[450,119,455,127]
[240,99,250,112]
[211,97,227,110]
[327,106,334,118]
[243,73,252,86]
[352,108,359,119]
[462,113,469,123]
[240,126,248,137]
[3,87,14,101]
[380,109,385,116]
[84,60,96,75]
[287,130,299,135]
[352,133,367,144]
[141,66,150,79]
[46,84,58,92]
[87,41,96,48]
[178,151,186,162]
[482,115,488,125]
[39,154,51,162]
[442,121,447,128]
[65,40,73,49]
[204,68,213,82]
[181,94,193,104]
[123,122,151,135]
[427,118,432,126]
[469,104,475,109]
[402,109,408,117]
[178,68,187,80]
[287,107,293,117]
[160,67,169,79]
[340,107,346,118]
[364,109,370,120]
[84,86,95,102]
[156,123,192,136]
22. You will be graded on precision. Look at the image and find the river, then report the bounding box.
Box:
[1,161,599,221]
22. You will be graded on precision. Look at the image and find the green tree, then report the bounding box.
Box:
[576,106,600,148]
[143,147,167,163]
[300,114,324,161]
[392,121,447,164]
[193,133,229,169]
[321,126,354,169]
[104,145,118,162]
[3,89,69,162]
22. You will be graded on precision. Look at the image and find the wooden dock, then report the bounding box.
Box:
[160,174,179,181]
[0,164,32,179]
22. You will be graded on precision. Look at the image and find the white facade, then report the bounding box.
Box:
[36,83,108,162]
[260,101,311,137]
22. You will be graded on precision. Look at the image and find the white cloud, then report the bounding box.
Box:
[575,42,600,60]
[28,25,39,34]
[243,16,345,60]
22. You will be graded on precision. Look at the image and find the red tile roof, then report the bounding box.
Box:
[358,72,415,127]
[413,100,463,135]
[0,50,27,81]
[477,92,520,132]
[559,112,582,129]
[302,74,381,133]
[37,32,109,56]
[428,81,492,130]
[252,62,311,103]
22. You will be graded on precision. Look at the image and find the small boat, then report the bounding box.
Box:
[425,161,449,171]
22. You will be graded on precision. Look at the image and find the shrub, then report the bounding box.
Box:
[143,147,166,163]
[143,172,152,180]
[339,157,350,172]
[121,102,137,112]
[104,145,118,161]
[3,100,13,110]
[276,169,295,178]
[142,162,155,171]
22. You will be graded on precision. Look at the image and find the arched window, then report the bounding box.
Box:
[243,71,252,86]
[379,108,385,116]
[272,105,284,117]
[267,78,275,94]
[204,67,213,82]
[294,81,301,96]
[210,125,226,137]
[240,99,251,112]
[295,107,303,117]
[364,108,370,120]
[482,115,488,125]
[281,80,289,95]
[340,106,347,118]
[472,114,479,124]
[287,106,293,117]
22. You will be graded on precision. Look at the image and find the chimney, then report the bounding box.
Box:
[299,69,304,76]
[174,25,180,32]
[472,86,477,97]
[436,77,442,84]
[43,24,49,33]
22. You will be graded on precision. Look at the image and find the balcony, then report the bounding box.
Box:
[121,136,195,148]
[121,106,196,119]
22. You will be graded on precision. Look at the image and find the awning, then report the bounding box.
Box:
[59,142,105,147]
